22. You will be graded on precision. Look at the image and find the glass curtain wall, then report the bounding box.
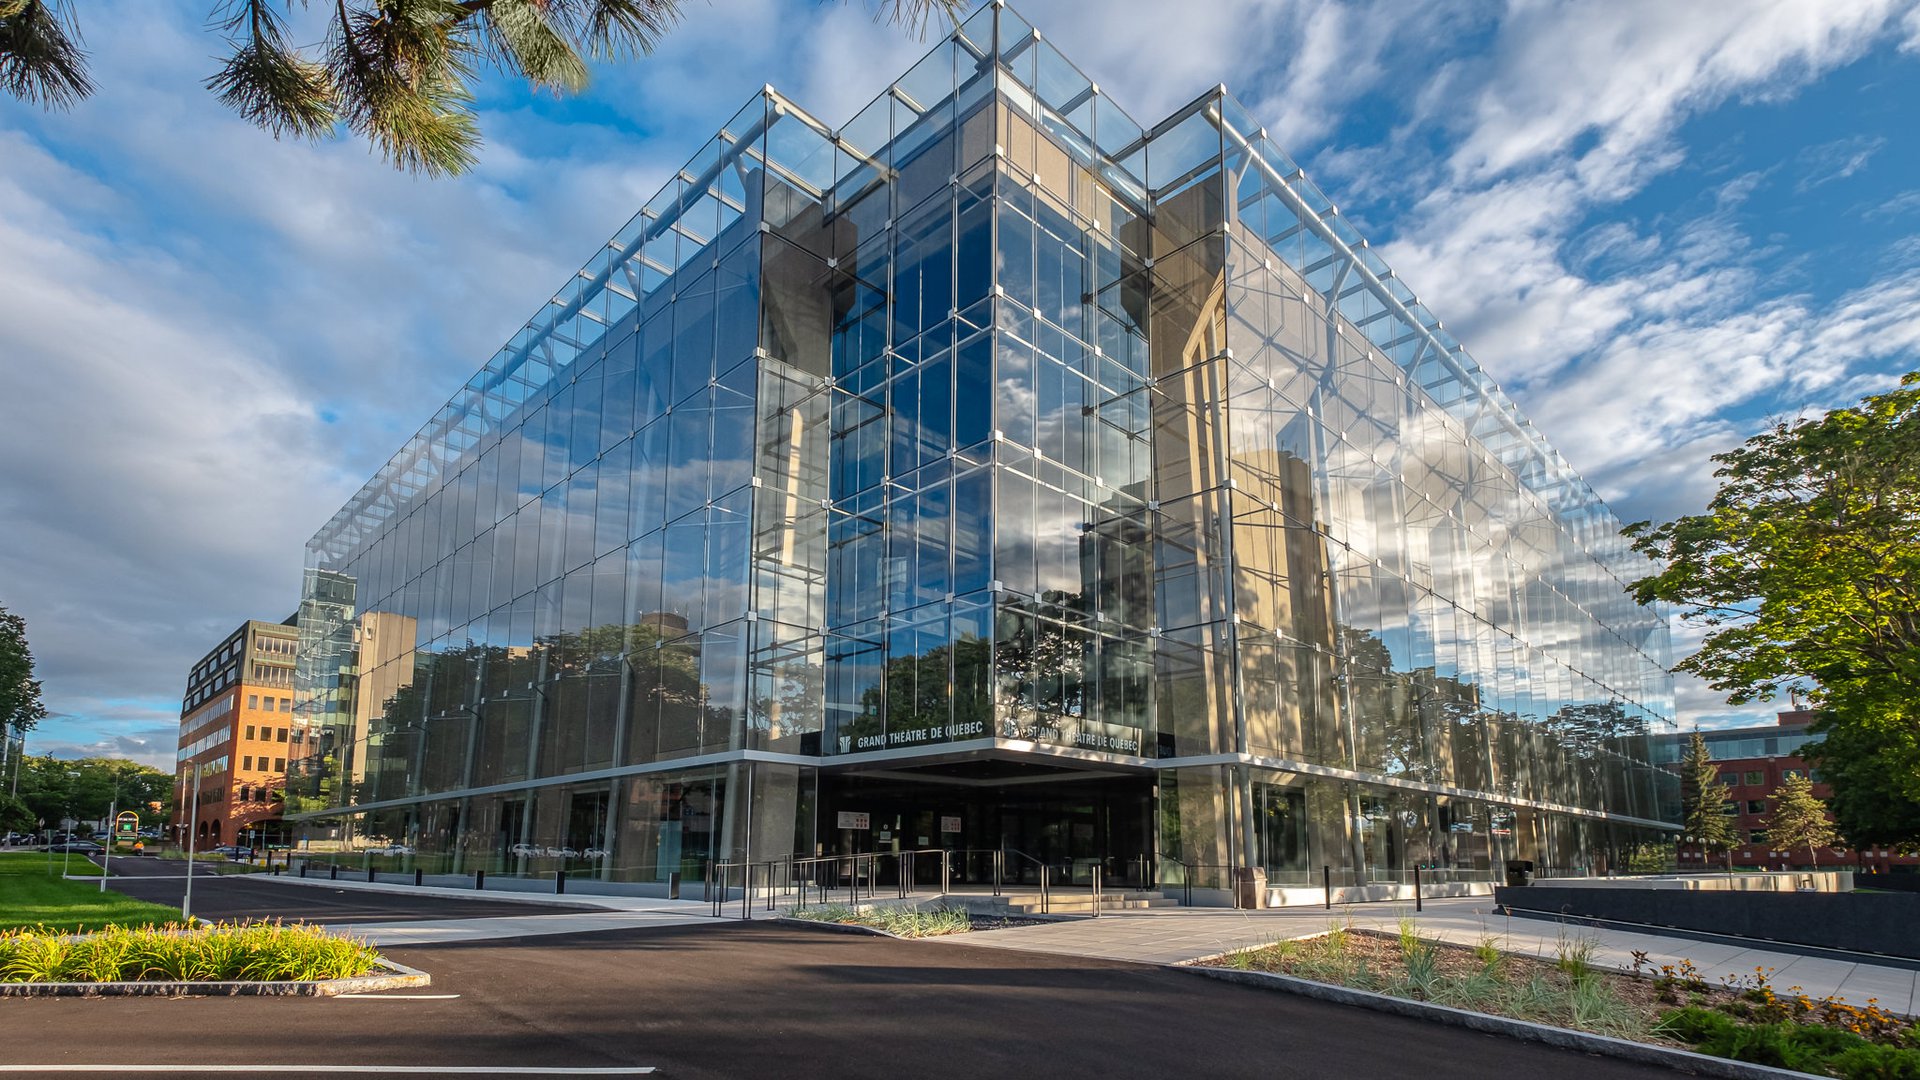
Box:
[290,2,1678,890]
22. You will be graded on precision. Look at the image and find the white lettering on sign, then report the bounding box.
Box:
[836,811,870,830]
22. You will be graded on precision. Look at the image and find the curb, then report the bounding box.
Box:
[1182,966,1816,1079]
[0,959,432,998]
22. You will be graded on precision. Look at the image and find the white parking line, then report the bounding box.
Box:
[0,1060,652,1068]
[333,993,462,999]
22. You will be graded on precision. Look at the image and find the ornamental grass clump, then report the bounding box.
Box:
[783,904,972,938]
[0,921,382,983]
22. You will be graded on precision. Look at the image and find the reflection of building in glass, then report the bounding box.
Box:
[1654,712,1916,873]
[174,618,300,846]
[288,4,1679,892]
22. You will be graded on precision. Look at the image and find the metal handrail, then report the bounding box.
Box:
[1002,848,1050,914]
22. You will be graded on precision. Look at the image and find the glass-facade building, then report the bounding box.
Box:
[288,3,1680,894]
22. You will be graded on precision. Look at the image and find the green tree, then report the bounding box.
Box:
[1765,773,1836,868]
[0,791,33,834]
[0,603,48,739]
[15,756,171,829]
[1806,713,1920,853]
[1679,732,1736,855]
[0,0,959,177]
[1627,373,1920,848]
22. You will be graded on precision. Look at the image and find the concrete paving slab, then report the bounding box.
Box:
[921,900,1920,1014]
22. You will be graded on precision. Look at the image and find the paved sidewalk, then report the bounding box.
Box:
[929,897,1920,1014]
[247,868,717,915]
[230,867,732,944]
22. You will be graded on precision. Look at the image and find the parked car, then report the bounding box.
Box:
[208,844,250,859]
[367,844,414,857]
[48,840,104,853]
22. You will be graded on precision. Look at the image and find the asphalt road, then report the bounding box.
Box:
[0,921,1677,1079]
[96,855,602,923]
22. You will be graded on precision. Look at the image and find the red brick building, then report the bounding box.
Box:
[1656,711,1916,873]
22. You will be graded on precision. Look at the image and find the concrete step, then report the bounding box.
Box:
[938,891,1180,917]
[958,890,1179,915]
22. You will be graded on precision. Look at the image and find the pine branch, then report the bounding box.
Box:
[479,0,588,91]
[206,0,338,139]
[0,0,92,109]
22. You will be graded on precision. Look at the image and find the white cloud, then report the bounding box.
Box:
[1795,134,1887,192]
[1449,0,1902,187]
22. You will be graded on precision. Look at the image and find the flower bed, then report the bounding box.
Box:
[0,921,383,984]
[1644,958,1919,1077]
[1205,922,1920,1079]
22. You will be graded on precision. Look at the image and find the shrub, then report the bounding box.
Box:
[1828,1043,1920,1080]
[1654,1006,1737,1043]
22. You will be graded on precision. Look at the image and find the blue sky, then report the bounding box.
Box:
[2,0,1918,767]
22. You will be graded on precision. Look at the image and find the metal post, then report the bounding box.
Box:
[367,864,376,883]
[1040,866,1049,915]
[182,768,202,923]
[475,869,485,890]
[99,797,114,893]
[740,864,751,920]
[556,868,567,894]
[330,863,338,880]
[993,850,1002,896]
[1092,865,1101,918]
[414,868,424,887]
[941,849,950,896]
[667,870,681,901]
[1414,865,1423,912]
[1323,864,1331,909]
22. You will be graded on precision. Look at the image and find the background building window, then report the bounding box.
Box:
[1746,799,1766,814]
[242,756,252,770]
[278,728,288,742]
[274,758,285,771]
[247,695,258,710]
[1721,801,1739,816]
[1743,770,1765,786]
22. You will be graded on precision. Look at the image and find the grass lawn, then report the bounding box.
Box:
[0,852,184,933]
